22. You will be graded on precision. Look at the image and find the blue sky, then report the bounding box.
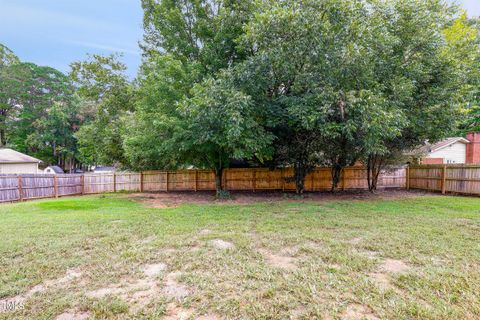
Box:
[0,0,479,79]
[0,0,143,78]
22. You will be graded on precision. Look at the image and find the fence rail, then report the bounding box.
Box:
[0,167,406,203]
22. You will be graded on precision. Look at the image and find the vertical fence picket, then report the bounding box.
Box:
[54,176,58,198]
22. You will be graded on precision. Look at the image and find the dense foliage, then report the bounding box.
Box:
[0,47,79,167]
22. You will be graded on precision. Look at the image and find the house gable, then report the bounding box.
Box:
[427,141,467,164]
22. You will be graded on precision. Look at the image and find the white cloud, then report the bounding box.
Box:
[67,40,140,56]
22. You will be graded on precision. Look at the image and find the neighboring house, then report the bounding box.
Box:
[420,132,480,164]
[93,166,116,173]
[0,148,41,174]
[44,165,64,174]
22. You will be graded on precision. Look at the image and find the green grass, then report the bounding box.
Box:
[0,194,479,319]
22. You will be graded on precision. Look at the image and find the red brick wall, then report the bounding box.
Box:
[421,158,444,165]
[466,132,480,164]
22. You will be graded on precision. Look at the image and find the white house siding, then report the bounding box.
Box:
[427,142,467,164]
[0,163,39,174]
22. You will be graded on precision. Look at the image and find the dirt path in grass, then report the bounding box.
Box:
[130,189,436,208]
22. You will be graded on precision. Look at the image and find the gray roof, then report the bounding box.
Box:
[0,148,41,163]
[94,166,116,172]
[46,165,64,173]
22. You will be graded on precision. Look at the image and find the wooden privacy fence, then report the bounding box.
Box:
[407,165,480,195]
[0,174,83,203]
[84,167,406,193]
[3,165,480,203]
[0,167,406,203]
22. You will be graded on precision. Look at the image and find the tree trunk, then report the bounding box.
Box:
[367,154,384,192]
[331,164,342,192]
[0,129,6,147]
[294,163,307,194]
[214,166,223,196]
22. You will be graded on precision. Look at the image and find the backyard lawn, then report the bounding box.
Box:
[0,193,479,319]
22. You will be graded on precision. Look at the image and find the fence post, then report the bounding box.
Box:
[113,173,116,193]
[18,176,23,201]
[166,172,169,192]
[81,175,85,195]
[253,169,256,192]
[441,165,447,194]
[406,166,410,190]
[54,175,58,198]
[194,170,198,192]
[341,168,346,191]
[140,172,144,192]
[281,168,285,192]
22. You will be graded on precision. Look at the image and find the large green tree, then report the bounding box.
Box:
[454,16,480,134]
[0,44,19,67]
[141,0,253,75]
[0,44,21,146]
[0,47,79,165]
[126,0,259,194]
[236,0,405,193]
[124,54,197,170]
[70,54,134,167]
[229,0,472,193]
[176,74,273,193]
[363,4,479,190]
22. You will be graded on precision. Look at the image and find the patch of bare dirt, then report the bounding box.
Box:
[142,263,167,277]
[139,236,156,244]
[129,189,434,208]
[163,302,194,320]
[86,262,171,311]
[362,250,379,258]
[380,259,410,274]
[86,286,125,299]
[209,239,235,250]
[349,237,363,245]
[188,243,203,252]
[197,314,221,320]
[199,229,212,235]
[279,246,300,256]
[369,272,393,291]
[86,276,162,311]
[303,241,322,250]
[55,310,90,320]
[259,248,298,271]
[290,305,307,319]
[163,272,190,300]
[341,304,379,320]
[0,268,82,307]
